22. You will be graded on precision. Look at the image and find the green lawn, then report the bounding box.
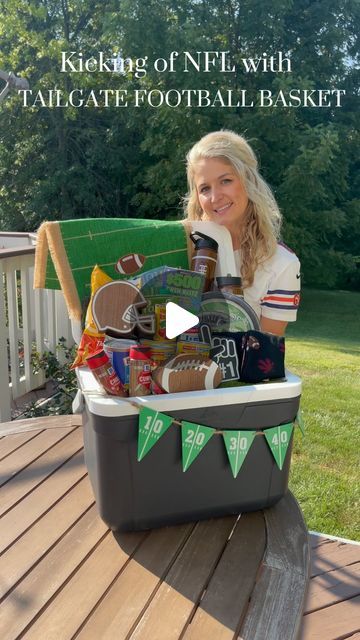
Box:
[286,289,360,541]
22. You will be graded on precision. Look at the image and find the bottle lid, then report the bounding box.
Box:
[190,231,218,251]
[86,350,109,369]
[216,276,242,287]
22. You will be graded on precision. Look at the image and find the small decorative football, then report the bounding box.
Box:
[153,354,223,394]
[115,253,146,275]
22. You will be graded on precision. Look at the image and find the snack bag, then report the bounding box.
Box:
[71,265,113,368]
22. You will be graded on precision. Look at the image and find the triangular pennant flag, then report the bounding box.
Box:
[223,430,256,478]
[181,421,215,472]
[296,409,305,436]
[137,407,173,461]
[264,423,293,470]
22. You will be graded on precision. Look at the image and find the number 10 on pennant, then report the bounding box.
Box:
[137,407,173,461]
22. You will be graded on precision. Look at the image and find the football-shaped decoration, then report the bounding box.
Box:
[153,354,222,394]
[115,253,146,275]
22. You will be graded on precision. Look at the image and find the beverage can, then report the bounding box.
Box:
[103,337,137,388]
[140,339,176,365]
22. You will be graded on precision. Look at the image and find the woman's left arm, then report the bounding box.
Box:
[260,316,288,336]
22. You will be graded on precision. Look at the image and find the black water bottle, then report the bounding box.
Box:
[190,231,219,292]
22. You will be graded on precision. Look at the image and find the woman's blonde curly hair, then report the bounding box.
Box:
[184,130,282,288]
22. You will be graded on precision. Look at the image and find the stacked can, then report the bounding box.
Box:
[129,346,153,397]
[86,351,127,397]
[103,337,137,391]
[140,339,176,365]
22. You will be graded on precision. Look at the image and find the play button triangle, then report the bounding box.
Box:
[165,302,199,340]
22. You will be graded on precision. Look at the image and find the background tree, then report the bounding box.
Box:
[0,0,359,288]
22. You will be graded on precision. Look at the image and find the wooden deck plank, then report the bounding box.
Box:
[238,491,310,640]
[300,594,360,639]
[128,517,237,640]
[182,512,266,640]
[0,414,82,437]
[0,430,43,460]
[76,523,196,640]
[2,422,357,640]
[311,540,360,577]
[0,449,86,553]
[0,475,94,600]
[309,534,334,548]
[0,426,77,486]
[0,428,84,516]
[22,529,147,640]
[304,562,360,613]
[0,505,109,639]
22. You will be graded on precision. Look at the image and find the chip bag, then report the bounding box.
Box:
[71,265,113,368]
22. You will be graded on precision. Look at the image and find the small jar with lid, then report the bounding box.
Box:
[216,276,244,296]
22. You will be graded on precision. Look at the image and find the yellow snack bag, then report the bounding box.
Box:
[71,265,113,368]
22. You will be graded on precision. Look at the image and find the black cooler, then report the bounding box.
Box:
[76,368,301,532]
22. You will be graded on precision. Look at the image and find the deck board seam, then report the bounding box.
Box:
[337,629,360,640]
[178,517,242,638]
[0,466,88,556]
[0,444,85,522]
[0,430,46,462]
[311,559,360,579]
[0,426,79,488]
[122,521,199,640]
[0,499,96,605]
[304,590,360,617]
[70,530,152,640]
[15,528,112,640]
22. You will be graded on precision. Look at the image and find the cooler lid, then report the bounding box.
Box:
[76,368,301,418]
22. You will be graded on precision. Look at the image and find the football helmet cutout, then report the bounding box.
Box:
[91,280,155,336]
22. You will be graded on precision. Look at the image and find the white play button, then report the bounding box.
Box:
[165,302,199,339]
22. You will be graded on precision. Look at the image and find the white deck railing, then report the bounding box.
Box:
[0,234,73,421]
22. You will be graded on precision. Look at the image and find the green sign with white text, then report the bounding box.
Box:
[264,423,293,470]
[181,421,215,471]
[137,407,173,461]
[223,430,257,478]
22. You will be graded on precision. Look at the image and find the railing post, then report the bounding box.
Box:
[0,241,74,421]
[0,261,11,421]
[20,256,36,392]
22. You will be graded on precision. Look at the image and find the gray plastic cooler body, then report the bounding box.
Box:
[77,369,301,532]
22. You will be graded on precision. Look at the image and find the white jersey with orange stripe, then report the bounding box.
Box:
[233,243,301,322]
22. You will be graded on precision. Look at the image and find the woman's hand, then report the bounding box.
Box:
[260,316,288,336]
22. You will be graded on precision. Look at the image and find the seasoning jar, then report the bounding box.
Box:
[216,276,244,296]
[86,351,127,396]
[190,231,218,292]
[129,346,152,397]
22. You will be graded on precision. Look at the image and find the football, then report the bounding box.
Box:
[115,253,146,275]
[153,354,223,394]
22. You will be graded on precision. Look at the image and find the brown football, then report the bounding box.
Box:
[115,253,146,275]
[153,354,222,394]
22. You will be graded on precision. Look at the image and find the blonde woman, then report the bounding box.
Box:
[184,130,301,336]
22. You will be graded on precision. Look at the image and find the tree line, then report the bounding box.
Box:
[0,0,359,289]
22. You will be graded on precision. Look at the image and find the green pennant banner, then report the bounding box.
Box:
[223,430,257,478]
[296,410,305,436]
[264,423,293,470]
[137,407,173,461]
[181,421,215,472]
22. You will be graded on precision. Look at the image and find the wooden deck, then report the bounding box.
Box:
[0,417,359,640]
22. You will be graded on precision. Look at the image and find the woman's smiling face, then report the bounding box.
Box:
[194,157,249,232]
